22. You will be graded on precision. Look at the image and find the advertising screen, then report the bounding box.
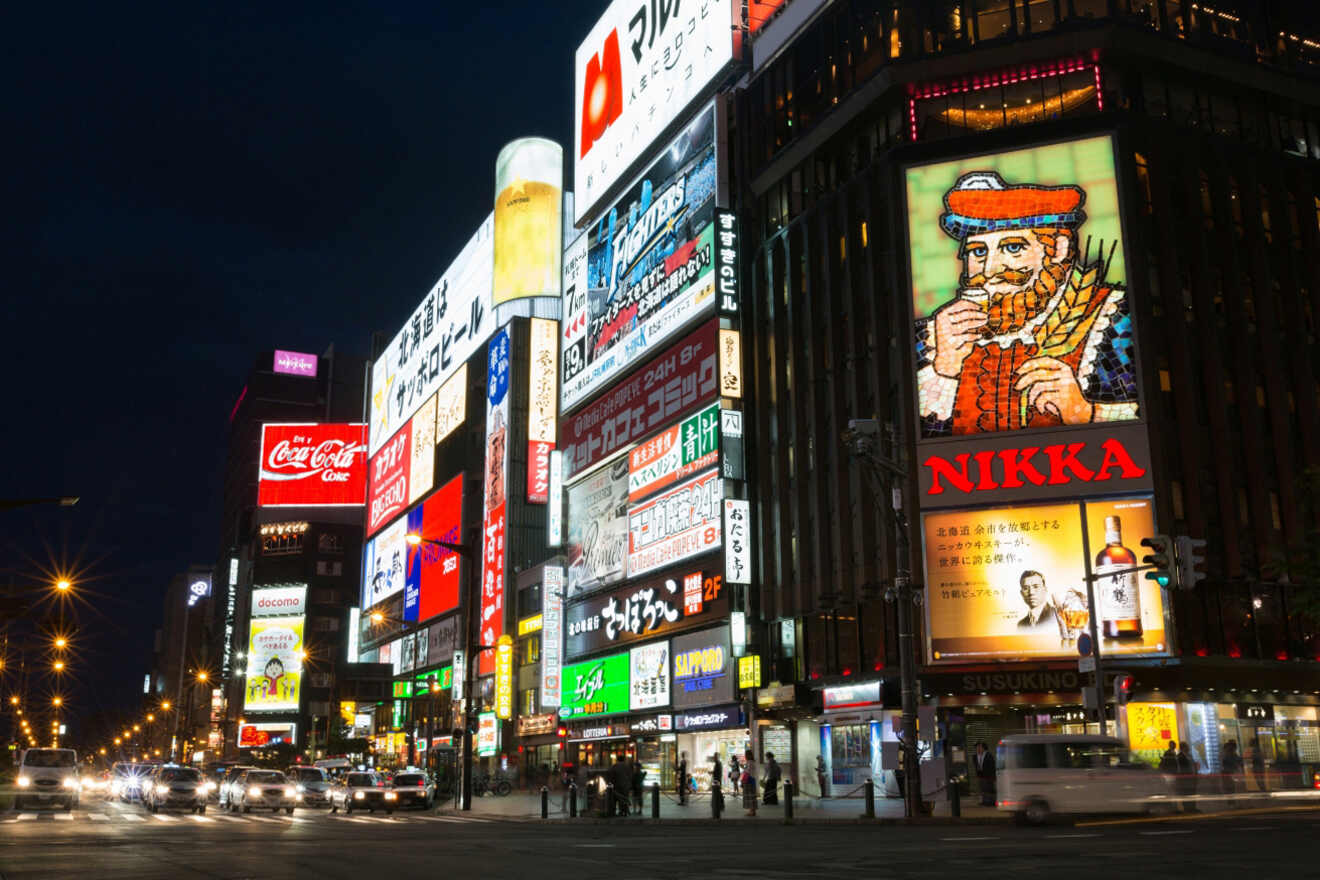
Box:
[427,615,458,665]
[564,568,729,660]
[573,2,733,223]
[672,625,733,710]
[362,516,409,609]
[494,138,563,304]
[477,712,499,756]
[561,318,719,481]
[628,402,720,503]
[479,328,511,676]
[237,722,297,749]
[250,584,307,619]
[257,423,367,508]
[562,108,718,412]
[541,565,564,708]
[922,496,1169,663]
[905,135,1137,441]
[627,470,722,578]
[243,614,304,713]
[273,350,317,378]
[435,363,468,447]
[409,393,437,506]
[565,455,630,600]
[367,420,410,537]
[528,317,559,504]
[403,472,464,624]
[369,215,494,456]
[560,651,630,719]
[630,641,670,711]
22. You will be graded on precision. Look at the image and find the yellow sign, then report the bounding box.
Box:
[517,614,543,636]
[243,615,304,712]
[737,655,761,690]
[923,496,1168,663]
[434,363,467,446]
[494,634,514,720]
[1126,701,1178,753]
[339,701,357,726]
[719,328,742,398]
[493,138,563,304]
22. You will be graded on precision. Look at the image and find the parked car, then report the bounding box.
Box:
[286,766,332,807]
[996,734,1168,824]
[228,769,297,815]
[217,765,257,810]
[16,748,80,811]
[389,771,435,810]
[328,771,396,815]
[143,765,208,814]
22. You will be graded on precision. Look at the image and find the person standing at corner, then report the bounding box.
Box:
[676,751,688,805]
[815,754,828,799]
[727,753,741,795]
[1247,737,1267,793]
[710,753,723,813]
[630,759,644,815]
[1176,741,1200,812]
[973,741,996,807]
[762,751,781,805]
[742,749,758,816]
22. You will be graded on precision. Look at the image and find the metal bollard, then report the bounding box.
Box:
[712,781,722,819]
[651,783,660,819]
[541,786,549,819]
[784,779,793,822]
[949,778,961,818]
[606,782,615,817]
[864,779,875,818]
[569,783,578,818]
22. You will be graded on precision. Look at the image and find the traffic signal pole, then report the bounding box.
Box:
[1078,514,1108,736]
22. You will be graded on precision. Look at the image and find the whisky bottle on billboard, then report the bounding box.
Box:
[1095,515,1143,639]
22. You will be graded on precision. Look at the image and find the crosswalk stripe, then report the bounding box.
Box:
[120,814,143,822]
[153,814,177,822]
[88,813,110,821]
[190,815,215,823]
[54,813,73,821]
[17,813,37,821]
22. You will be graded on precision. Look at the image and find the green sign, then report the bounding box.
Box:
[559,652,630,719]
[415,665,453,691]
[392,680,413,699]
[627,402,721,502]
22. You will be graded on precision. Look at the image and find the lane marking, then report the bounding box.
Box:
[1046,833,1101,838]
[1139,830,1194,836]
[120,814,143,822]
[190,815,215,823]
[574,844,616,848]
[16,813,37,821]
[942,836,996,841]
[153,814,177,822]
[1233,826,1274,831]
[88,813,110,821]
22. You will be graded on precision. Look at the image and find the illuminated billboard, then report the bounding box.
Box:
[574,0,734,223]
[237,722,297,749]
[562,107,718,412]
[409,393,437,506]
[672,625,733,709]
[367,420,410,537]
[250,584,307,619]
[922,496,1169,663]
[273,350,317,378]
[369,216,494,456]
[362,515,409,609]
[565,455,629,600]
[629,641,670,711]
[628,403,720,503]
[564,569,729,660]
[494,138,563,304]
[435,363,468,447]
[479,327,511,676]
[905,135,1136,441]
[560,651,630,720]
[527,317,559,504]
[257,423,367,508]
[627,470,722,578]
[403,472,464,624]
[243,614,304,713]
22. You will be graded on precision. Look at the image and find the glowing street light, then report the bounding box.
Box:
[51,696,63,707]
[53,660,65,671]
[55,579,71,593]
[196,671,208,683]
[146,713,155,722]
[160,701,171,711]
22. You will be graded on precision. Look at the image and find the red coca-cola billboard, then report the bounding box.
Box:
[367,421,411,536]
[257,423,367,508]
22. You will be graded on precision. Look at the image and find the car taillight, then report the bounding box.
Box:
[417,780,424,787]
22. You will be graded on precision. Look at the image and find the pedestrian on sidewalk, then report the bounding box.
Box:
[1221,740,1243,800]
[728,754,741,795]
[762,752,781,805]
[559,763,574,812]
[1176,741,1199,812]
[711,753,724,813]
[1247,738,1267,793]
[630,759,644,815]
[677,752,688,805]
[815,754,828,799]
[742,750,758,816]
[611,755,632,816]
[973,741,996,807]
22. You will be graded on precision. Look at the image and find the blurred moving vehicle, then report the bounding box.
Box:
[996,734,1167,824]
[389,771,434,810]
[328,771,396,815]
[228,768,297,815]
[143,765,209,814]
[217,765,257,810]
[202,762,240,799]
[16,748,80,811]
[286,766,332,807]
[111,762,159,802]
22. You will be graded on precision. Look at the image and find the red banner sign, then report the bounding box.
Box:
[367,421,412,536]
[257,424,367,508]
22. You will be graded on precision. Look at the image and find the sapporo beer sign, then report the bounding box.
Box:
[257,424,367,508]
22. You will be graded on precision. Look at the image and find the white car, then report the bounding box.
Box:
[328,771,396,814]
[286,766,332,807]
[996,734,1168,824]
[143,765,209,814]
[16,748,80,811]
[228,769,297,815]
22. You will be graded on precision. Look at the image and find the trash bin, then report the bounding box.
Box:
[581,769,614,818]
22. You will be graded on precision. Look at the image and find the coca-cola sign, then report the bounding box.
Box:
[367,421,412,537]
[257,424,367,508]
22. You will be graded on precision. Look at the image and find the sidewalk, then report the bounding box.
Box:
[434,788,1004,824]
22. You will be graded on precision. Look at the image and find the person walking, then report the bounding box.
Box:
[815,754,828,799]
[741,749,758,816]
[710,753,724,813]
[1176,741,1199,812]
[631,759,645,815]
[973,741,996,807]
[762,752,781,805]
[1220,740,1243,800]
[611,754,632,816]
[676,752,689,806]
[727,754,741,796]
[1247,738,1267,793]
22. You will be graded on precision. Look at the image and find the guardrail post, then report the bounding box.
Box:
[784,779,793,822]
[569,782,578,818]
[606,782,615,818]
[712,781,722,819]
[651,783,660,818]
[541,785,549,819]
[864,779,875,818]
[949,777,961,818]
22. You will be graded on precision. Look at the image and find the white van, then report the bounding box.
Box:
[17,747,80,811]
[996,734,1167,823]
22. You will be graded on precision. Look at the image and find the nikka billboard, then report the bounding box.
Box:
[257,424,367,508]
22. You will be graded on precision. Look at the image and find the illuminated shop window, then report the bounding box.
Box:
[909,59,1102,141]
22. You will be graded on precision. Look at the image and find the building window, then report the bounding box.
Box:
[317,533,345,554]
[261,532,303,556]
[310,673,332,689]
[517,584,542,619]
[973,0,1012,42]
[910,60,1100,141]
[1159,369,1172,392]
[1135,154,1153,215]
[1238,488,1250,526]
[315,560,344,576]
[1258,186,1273,243]
[521,635,541,666]
[311,616,340,632]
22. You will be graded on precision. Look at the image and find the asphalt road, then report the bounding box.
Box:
[1,799,1317,879]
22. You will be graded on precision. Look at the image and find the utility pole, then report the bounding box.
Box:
[844,419,922,820]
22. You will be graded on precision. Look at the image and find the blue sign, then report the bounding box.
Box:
[1077,632,1094,657]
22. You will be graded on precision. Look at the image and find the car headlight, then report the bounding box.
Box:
[64,778,80,790]
[17,776,30,788]
[283,787,295,798]
[156,784,170,796]
[249,786,262,798]
[353,791,365,800]
[296,784,305,793]
[202,781,215,792]
[384,791,397,800]
[110,781,122,794]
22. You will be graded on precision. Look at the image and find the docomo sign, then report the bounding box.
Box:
[250,585,307,618]
[573,0,736,223]
[258,424,367,508]
[367,421,411,536]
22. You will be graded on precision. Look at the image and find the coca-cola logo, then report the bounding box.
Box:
[263,438,365,482]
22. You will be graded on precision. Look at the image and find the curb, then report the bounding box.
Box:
[432,811,1015,827]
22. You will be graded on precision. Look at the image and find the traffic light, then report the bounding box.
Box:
[1140,534,1176,589]
[1112,673,1134,706]
[1176,536,1207,591]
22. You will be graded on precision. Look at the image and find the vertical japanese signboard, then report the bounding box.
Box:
[434,363,468,446]
[548,450,564,546]
[527,317,558,504]
[720,410,744,481]
[723,499,751,585]
[715,210,739,315]
[479,327,511,676]
[629,641,671,711]
[409,393,437,506]
[494,634,514,720]
[367,421,410,537]
[541,565,564,708]
[718,328,742,399]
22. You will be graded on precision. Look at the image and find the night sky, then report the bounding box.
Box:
[4,1,601,733]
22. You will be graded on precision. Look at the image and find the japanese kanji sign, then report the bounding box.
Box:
[479,326,511,676]
[714,210,739,315]
[527,317,558,504]
[627,470,723,578]
[563,569,729,660]
[723,499,751,585]
[628,402,720,503]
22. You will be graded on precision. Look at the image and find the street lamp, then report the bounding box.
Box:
[54,579,71,593]
[51,696,62,708]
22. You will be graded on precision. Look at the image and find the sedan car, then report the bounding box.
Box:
[388,772,435,810]
[144,765,209,814]
[217,765,257,810]
[286,766,332,807]
[328,771,397,815]
[229,769,297,815]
